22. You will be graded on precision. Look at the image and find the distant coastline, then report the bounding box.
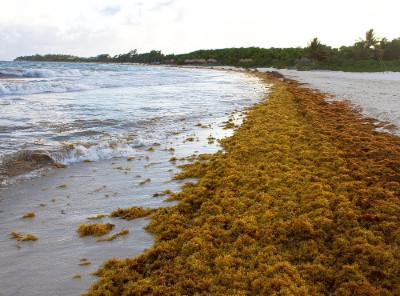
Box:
[13,30,400,72]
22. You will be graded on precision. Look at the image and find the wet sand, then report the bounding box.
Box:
[0,113,240,295]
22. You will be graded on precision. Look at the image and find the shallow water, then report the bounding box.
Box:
[0,63,266,295]
[0,62,263,185]
[0,116,243,295]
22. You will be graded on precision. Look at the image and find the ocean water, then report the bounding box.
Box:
[0,62,266,295]
[0,61,264,185]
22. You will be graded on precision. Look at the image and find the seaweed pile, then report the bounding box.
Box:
[85,74,400,295]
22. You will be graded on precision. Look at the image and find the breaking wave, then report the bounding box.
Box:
[0,68,93,78]
[53,141,136,165]
[0,140,136,186]
[0,61,265,186]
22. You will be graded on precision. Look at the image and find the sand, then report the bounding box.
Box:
[1,67,399,295]
[258,68,400,135]
[0,112,239,295]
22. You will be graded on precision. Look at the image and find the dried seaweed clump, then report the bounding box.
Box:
[21,234,38,241]
[85,74,400,295]
[77,223,115,237]
[22,212,35,218]
[97,228,129,242]
[10,231,38,241]
[109,206,157,221]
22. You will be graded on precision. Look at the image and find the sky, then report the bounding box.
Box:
[0,0,399,61]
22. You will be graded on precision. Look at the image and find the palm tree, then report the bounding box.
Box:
[306,38,328,62]
[357,29,387,71]
[354,29,380,60]
[364,29,379,49]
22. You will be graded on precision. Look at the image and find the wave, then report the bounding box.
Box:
[0,84,11,95]
[0,64,207,96]
[0,140,136,186]
[0,80,93,95]
[0,120,183,186]
[0,67,104,95]
[0,68,93,78]
[53,141,136,164]
[0,150,54,186]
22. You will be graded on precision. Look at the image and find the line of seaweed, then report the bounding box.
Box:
[85,73,400,295]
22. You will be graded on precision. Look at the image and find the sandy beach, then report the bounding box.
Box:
[0,64,265,295]
[258,68,400,135]
[0,115,241,295]
[1,0,399,293]
[1,67,400,295]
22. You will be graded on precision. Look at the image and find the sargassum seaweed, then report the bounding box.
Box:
[85,73,400,295]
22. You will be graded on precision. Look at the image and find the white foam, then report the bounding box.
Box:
[0,83,11,95]
[53,141,136,165]
[0,80,94,95]
[0,68,91,78]
[0,64,266,183]
[0,169,43,187]
[24,69,59,78]
[0,68,129,95]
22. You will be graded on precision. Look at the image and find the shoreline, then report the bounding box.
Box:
[0,64,263,189]
[86,73,400,294]
[257,68,400,136]
[1,65,400,294]
[0,76,257,295]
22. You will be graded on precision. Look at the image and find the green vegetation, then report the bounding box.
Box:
[338,59,400,72]
[14,54,83,62]
[85,73,400,295]
[15,29,400,72]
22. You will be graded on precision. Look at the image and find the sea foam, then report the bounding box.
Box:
[53,141,136,165]
[0,61,265,185]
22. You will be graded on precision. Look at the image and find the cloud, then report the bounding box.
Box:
[150,0,175,11]
[173,8,184,23]
[124,15,141,26]
[0,24,116,60]
[100,5,121,16]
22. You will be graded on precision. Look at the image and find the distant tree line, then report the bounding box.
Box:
[14,54,83,62]
[14,50,165,64]
[14,30,400,72]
